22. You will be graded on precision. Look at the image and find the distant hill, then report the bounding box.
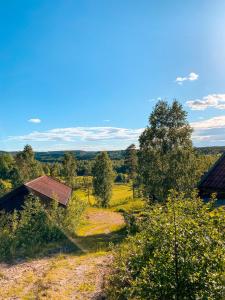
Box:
[1,146,225,163]
[1,150,126,162]
[35,150,126,162]
[195,146,225,155]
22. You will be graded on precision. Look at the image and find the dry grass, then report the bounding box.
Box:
[77,207,125,236]
[0,202,127,299]
[0,252,111,300]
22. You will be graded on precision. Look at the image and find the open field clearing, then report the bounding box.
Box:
[74,183,144,211]
[76,207,126,252]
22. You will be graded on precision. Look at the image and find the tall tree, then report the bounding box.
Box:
[81,161,92,205]
[139,100,197,202]
[92,152,114,207]
[15,145,43,183]
[125,144,138,198]
[62,152,77,187]
[50,162,62,179]
[0,153,14,181]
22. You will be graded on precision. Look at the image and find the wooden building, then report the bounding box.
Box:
[0,175,72,212]
[198,153,225,206]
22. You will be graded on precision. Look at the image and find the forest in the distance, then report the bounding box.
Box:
[0,145,224,163]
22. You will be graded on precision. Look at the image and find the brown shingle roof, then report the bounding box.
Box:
[199,153,225,191]
[25,176,72,206]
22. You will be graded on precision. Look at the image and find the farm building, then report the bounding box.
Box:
[0,175,72,212]
[198,153,225,206]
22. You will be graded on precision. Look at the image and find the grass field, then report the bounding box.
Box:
[74,183,144,211]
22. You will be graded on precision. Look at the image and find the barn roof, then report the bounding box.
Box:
[25,176,72,206]
[198,153,225,191]
[0,176,72,212]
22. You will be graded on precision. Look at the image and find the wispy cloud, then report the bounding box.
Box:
[8,116,225,149]
[191,115,225,144]
[191,115,225,131]
[148,97,162,102]
[28,118,41,124]
[186,94,225,110]
[9,126,144,142]
[175,72,199,85]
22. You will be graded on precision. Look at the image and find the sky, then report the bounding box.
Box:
[1,0,225,151]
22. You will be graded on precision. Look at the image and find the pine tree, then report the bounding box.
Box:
[139,100,197,202]
[92,152,114,207]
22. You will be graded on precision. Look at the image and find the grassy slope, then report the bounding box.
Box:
[0,183,144,299]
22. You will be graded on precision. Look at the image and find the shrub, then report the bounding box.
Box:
[106,191,225,299]
[0,194,86,261]
[0,179,12,196]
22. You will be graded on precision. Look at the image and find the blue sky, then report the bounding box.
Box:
[1,0,225,151]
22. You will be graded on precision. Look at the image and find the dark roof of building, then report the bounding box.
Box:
[199,153,225,191]
[25,175,72,206]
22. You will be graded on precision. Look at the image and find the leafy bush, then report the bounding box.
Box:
[0,179,12,196]
[106,191,225,299]
[0,194,86,261]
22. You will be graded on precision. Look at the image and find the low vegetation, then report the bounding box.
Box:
[107,191,225,299]
[0,194,86,261]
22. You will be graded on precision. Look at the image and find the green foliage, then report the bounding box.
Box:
[107,191,225,300]
[50,162,62,178]
[0,153,14,179]
[42,163,50,175]
[62,152,77,186]
[14,145,43,184]
[0,179,12,196]
[115,173,128,183]
[124,144,138,180]
[125,144,138,198]
[195,153,218,182]
[0,194,85,261]
[77,160,93,176]
[49,194,87,234]
[93,152,114,207]
[139,100,197,202]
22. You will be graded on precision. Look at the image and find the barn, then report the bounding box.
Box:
[198,153,225,206]
[0,175,72,212]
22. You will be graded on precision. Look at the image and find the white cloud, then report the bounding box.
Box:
[9,126,144,143]
[188,72,199,81]
[175,72,199,85]
[191,115,225,144]
[191,115,225,131]
[28,118,41,124]
[186,94,225,110]
[8,116,225,149]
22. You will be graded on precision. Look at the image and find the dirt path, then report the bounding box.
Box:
[0,252,112,300]
[0,209,125,300]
